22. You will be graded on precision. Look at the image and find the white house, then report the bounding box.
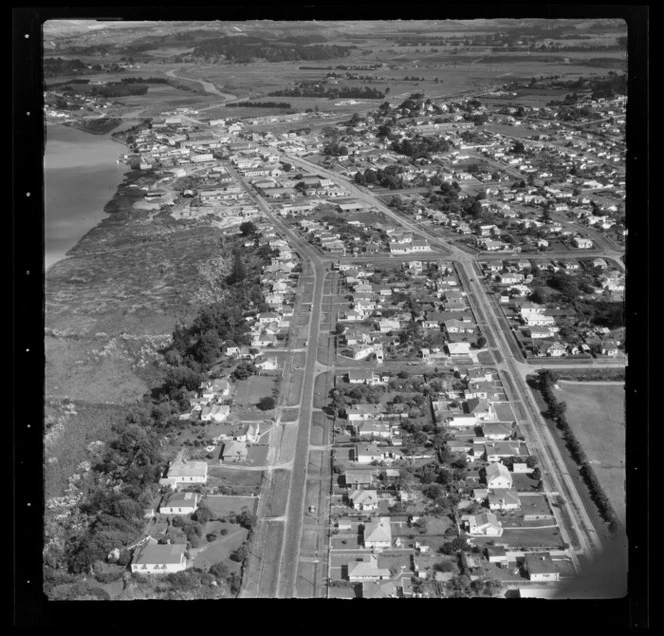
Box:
[363,517,392,550]
[485,462,513,489]
[466,512,503,537]
[488,489,520,511]
[573,237,593,249]
[131,542,187,574]
[159,491,199,516]
[525,552,560,582]
[348,554,391,582]
[348,489,379,512]
[159,454,208,488]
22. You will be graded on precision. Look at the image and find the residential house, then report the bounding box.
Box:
[481,422,514,440]
[446,342,472,357]
[159,491,199,516]
[355,420,392,440]
[485,462,513,489]
[131,542,187,574]
[221,440,248,463]
[348,489,379,512]
[466,512,503,537]
[488,489,521,511]
[524,552,560,582]
[347,404,384,422]
[347,370,382,385]
[348,554,391,581]
[343,469,375,489]
[160,453,208,488]
[573,237,593,249]
[354,443,383,464]
[601,340,620,356]
[363,517,392,550]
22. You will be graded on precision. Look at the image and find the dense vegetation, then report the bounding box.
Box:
[191,36,352,63]
[44,56,87,76]
[269,84,384,99]
[391,135,453,160]
[226,101,292,109]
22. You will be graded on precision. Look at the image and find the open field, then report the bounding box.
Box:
[207,466,264,495]
[233,375,278,407]
[204,494,258,518]
[555,381,626,522]
[262,469,291,518]
[192,524,248,569]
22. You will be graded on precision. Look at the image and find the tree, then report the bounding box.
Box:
[476,336,487,348]
[335,323,346,335]
[236,510,257,530]
[257,396,276,411]
[227,249,246,285]
[239,221,258,237]
[531,467,542,481]
[230,544,248,562]
[232,361,256,381]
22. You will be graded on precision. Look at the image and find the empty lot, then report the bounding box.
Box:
[555,381,626,523]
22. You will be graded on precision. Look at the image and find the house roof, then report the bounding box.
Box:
[161,491,198,508]
[486,462,512,482]
[167,458,208,479]
[133,543,186,566]
[469,512,500,529]
[350,489,378,505]
[364,517,392,543]
[488,489,520,506]
[525,552,557,574]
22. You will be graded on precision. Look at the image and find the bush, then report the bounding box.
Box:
[206,532,218,542]
[230,544,248,562]
[257,396,276,411]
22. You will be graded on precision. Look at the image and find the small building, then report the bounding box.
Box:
[466,512,503,537]
[354,443,382,464]
[446,342,472,357]
[159,491,199,516]
[488,489,521,511]
[524,552,560,582]
[348,554,391,581]
[221,440,248,463]
[159,453,208,488]
[486,545,509,566]
[363,517,392,550]
[131,542,187,574]
[485,462,513,489]
[348,489,379,512]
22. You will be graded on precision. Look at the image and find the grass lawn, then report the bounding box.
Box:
[555,382,625,522]
[203,495,258,518]
[192,525,248,569]
[207,466,264,495]
[262,469,291,518]
[281,408,300,422]
[233,375,278,407]
[246,445,269,466]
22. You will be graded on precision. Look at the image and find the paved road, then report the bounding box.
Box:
[233,170,331,598]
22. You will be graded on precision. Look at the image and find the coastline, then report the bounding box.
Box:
[45,122,131,271]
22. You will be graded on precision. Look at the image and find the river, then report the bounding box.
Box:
[44,123,132,271]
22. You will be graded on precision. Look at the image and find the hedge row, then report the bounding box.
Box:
[537,370,620,533]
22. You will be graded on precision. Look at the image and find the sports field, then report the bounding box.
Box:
[555,381,626,523]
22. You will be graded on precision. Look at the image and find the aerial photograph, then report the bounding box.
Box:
[32,13,642,611]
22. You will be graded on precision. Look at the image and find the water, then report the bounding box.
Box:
[44,124,130,271]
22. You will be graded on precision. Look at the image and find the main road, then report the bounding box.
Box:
[232,166,331,598]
